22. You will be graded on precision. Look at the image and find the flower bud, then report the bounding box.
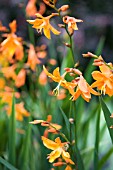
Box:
[59,5,69,12]
[53,162,65,167]
[58,24,65,28]
[83,52,97,58]
[69,118,74,124]
[73,68,82,75]
[63,42,71,48]
[64,68,73,72]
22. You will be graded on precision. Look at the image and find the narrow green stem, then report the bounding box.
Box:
[54,7,75,65]
[27,24,35,46]
[69,35,75,64]
[49,123,69,142]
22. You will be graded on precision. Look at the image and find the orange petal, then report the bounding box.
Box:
[100,64,111,75]
[49,24,61,35]
[65,165,72,170]
[53,67,60,77]
[72,89,81,101]
[78,75,88,93]
[92,71,103,80]
[42,136,58,150]
[49,149,61,163]
[43,27,51,39]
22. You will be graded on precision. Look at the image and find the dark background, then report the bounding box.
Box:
[0,0,113,64]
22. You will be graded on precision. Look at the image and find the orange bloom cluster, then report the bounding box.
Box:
[0,20,23,62]
[27,13,60,39]
[0,21,33,121]
[83,52,113,97]
[42,136,74,169]
[43,66,100,102]
[0,86,29,121]
[30,115,62,137]
[63,16,83,35]
[92,64,113,96]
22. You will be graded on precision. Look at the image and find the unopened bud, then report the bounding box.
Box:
[73,68,82,75]
[74,62,79,68]
[69,118,74,124]
[53,162,65,167]
[110,125,113,129]
[64,68,73,72]
[58,24,65,28]
[58,5,69,12]
[64,42,71,48]
[110,114,113,118]
[83,52,97,58]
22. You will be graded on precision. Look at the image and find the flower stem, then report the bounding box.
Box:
[54,7,75,66]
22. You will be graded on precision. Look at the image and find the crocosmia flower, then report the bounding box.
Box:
[91,64,113,96]
[27,13,60,39]
[42,136,73,163]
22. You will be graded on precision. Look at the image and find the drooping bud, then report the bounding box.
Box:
[53,162,65,167]
[69,118,74,124]
[73,68,82,75]
[63,42,71,48]
[58,24,65,28]
[64,68,73,72]
[83,52,97,58]
[58,5,69,12]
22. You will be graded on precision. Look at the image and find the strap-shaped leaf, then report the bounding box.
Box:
[100,97,113,144]
[0,157,18,170]
[8,94,16,166]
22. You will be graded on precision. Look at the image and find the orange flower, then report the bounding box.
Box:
[43,66,75,96]
[26,0,37,17]
[36,44,47,59]
[26,0,46,17]
[30,115,62,137]
[0,50,9,67]
[71,75,99,102]
[15,69,26,87]
[0,78,5,90]
[0,21,8,32]
[1,20,23,61]
[15,102,30,121]
[27,13,60,39]
[48,59,57,65]
[42,136,72,163]
[6,102,30,121]
[63,16,83,34]
[91,64,113,96]
[1,64,17,80]
[0,87,20,106]
[26,44,41,71]
[38,70,47,85]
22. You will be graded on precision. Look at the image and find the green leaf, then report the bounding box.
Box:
[8,94,16,166]
[95,36,105,56]
[94,105,101,170]
[59,107,70,134]
[21,116,32,170]
[100,97,113,144]
[73,102,85,170]
[98,147,113,170]
[0,157,18,170]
